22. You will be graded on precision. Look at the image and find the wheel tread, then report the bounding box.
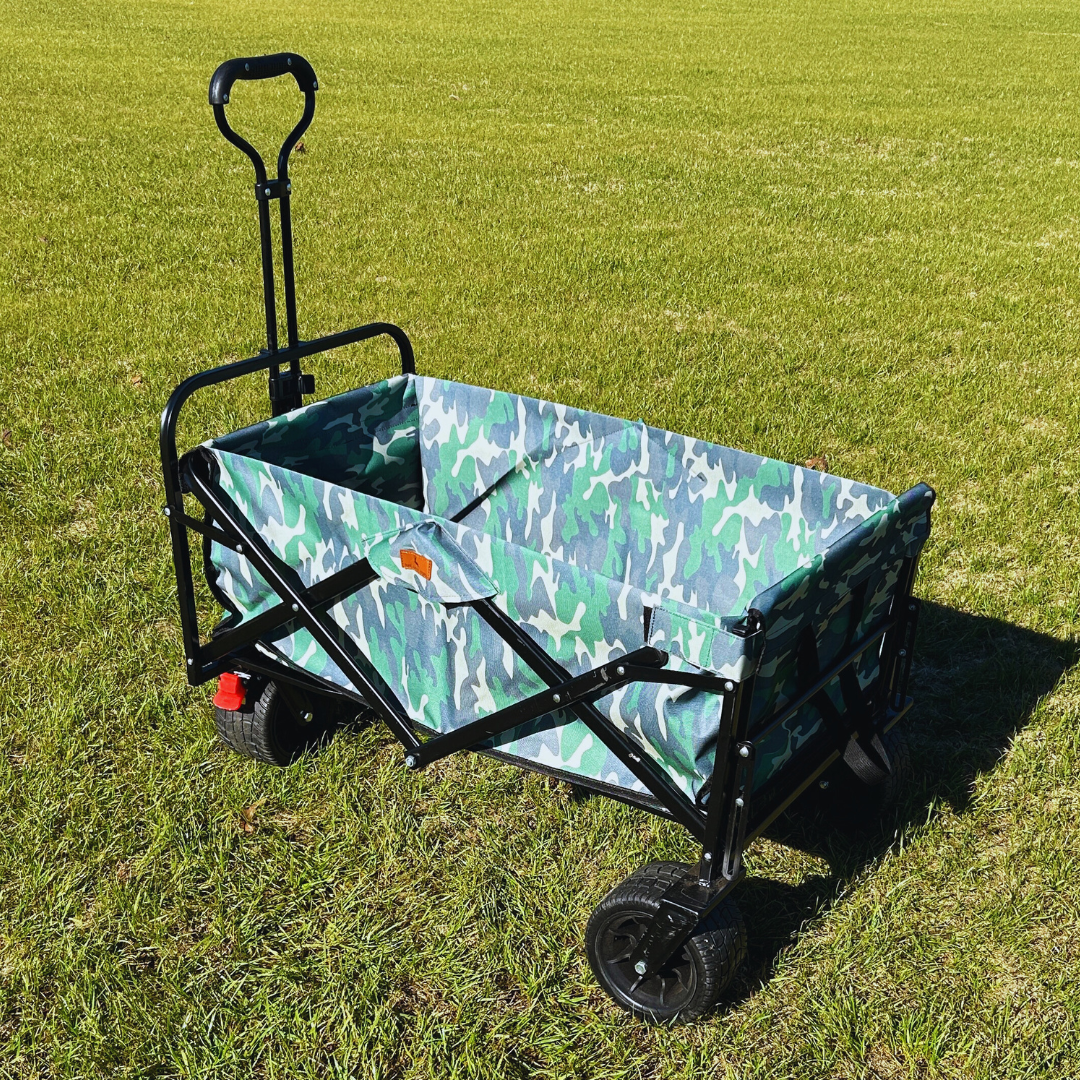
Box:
[214,679,342,766]
[586,861,747,1023]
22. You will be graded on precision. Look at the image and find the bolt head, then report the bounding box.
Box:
[223,93,229,103]
[291,603,299,613]
[909,604,916,612]
[302,711,313,724]
[287,57,292,66]
[244,63,250,71]
[633,961,647,976]
[405,754,417,768]
[265,187,271,196]
[552,693,561,704]
[738,745,750,758]
[616,665,626,677]
[162,506,171,517]
[898,649,907,658]
[703,852,712,861]
[818,779,830,790]
[235,544,243,554]
[735,796,745,808]
[724,680,734,693]
[186,658,193,666]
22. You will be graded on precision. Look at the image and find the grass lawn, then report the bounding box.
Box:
[3,0,1080,1075]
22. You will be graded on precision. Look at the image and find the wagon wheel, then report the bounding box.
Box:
[585,862,747,1023]
[214,676,348,766]
[813,724,911,832]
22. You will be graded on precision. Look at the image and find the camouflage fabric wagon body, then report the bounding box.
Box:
[203,374,933,802]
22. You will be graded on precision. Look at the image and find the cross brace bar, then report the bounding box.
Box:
[409,646,668,767]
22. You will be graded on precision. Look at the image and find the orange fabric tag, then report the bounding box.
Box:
[399,548,433,580]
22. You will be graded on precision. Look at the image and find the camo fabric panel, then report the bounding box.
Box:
[206,448,762,795]
[416,379,893,619]
[746,483,935,789]
[209,374,423,508]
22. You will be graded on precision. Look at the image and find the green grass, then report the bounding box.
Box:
[2,0,1080,1075]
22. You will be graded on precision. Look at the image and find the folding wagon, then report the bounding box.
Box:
[161,54,935,1022]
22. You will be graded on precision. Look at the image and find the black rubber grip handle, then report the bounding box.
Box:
[209,53,317,106]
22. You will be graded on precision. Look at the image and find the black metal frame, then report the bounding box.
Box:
[162,53,929,986]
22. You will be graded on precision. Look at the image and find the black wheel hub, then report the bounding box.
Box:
[595,909,697,1014]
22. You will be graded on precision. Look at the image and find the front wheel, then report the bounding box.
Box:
[585,862,747,1023]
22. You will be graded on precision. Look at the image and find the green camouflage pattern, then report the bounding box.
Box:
[204,375,933,801]
[209,374,423,508]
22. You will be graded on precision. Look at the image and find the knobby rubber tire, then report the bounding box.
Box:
[586,862,747,1024]
[214,678,341,766]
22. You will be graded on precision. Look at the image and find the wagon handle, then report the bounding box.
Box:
[209,53,317,184]
[208,53,319,408]
[209,53,318,106]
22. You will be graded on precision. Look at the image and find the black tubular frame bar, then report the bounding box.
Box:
[159,322,415,698]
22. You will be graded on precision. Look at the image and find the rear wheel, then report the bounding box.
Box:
[585,862,747,1023]
[214,677,346,766]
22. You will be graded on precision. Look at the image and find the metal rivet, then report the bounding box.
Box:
[738,745,750,758]
[302,711,313,724]
[223,93,229,102]
[552,693,561,704]
[186,658,193,666]
[819,780,830,790]
[235,544,243,554]
[735,796,745,808]
[291,603,299,612]
[909,604,916,612]
[703,852,712,861]
[724,680,734,693]
[898,649,907,658]
[628,752,640,763]
[286,183,291,192]
[287,57,292,66]
[313,81,318,90]
[634,961,647,976]
[405,754,417,768]
[162,506,171,517]
[244,63,250,70]
[616,665,626,677]
[264,187,271,196]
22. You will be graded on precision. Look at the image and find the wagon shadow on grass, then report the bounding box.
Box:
[728,600,1077,1004]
